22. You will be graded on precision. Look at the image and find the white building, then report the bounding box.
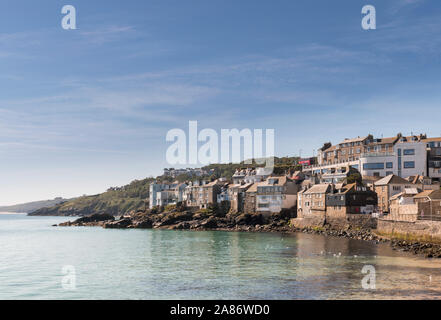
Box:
[149,182,187,209]
[232,167,272,184]
[359,136,426,178]
[305,134,430,181]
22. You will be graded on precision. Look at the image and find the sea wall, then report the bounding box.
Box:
[291,214,377,230]
[377,219,441,243]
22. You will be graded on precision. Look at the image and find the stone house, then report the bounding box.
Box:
[325,182,378,219]
[227,182,253,213]
[244,183,258,214]
[413,190,441,220]
[386,189,441,222]
[184,180,224,209]
[297,184,332,219]
[198,179,225,209]
[374,174,415,213]
[388,188,421,222]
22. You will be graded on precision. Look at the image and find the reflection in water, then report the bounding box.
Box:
[1,214,441,299]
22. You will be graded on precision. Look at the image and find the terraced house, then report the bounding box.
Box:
[249,176,300,217]
[297,184,332,219]
[297,182,378,222]
[184,179,225,209]
[326,182,377,219]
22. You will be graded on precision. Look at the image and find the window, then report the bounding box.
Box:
[386,162,393,168]
[404,161,415,169]
[363,163,385,170]
[386,171,393,176]
[403,149,415,155]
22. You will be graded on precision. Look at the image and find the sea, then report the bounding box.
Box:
[1,213,441,299]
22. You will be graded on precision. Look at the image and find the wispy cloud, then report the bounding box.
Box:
[79,25,136,44]
[389,0,426,14]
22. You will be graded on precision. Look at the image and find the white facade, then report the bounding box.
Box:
[149,182,187,209]
[307,141,427,180]
[360,140,426,178]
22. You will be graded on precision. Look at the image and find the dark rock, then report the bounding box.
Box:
[235,213,264,226]
[103,218,132,229]
[160,211,193,226]
[132,218,153,229]
[75,214,115,223]
[201,216,218,229]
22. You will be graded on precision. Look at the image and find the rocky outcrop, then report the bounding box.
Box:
[58,213,114,226]
[389,240,441,258]
[103,218,132,229]
[56,209,291,233]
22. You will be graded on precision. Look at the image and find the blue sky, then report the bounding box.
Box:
[1,0,441,205]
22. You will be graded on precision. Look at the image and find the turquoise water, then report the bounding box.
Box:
[1,213,441,299]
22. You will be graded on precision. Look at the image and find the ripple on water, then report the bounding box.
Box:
[1,214,441,299]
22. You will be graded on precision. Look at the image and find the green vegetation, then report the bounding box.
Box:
[30,156,308,216]
[30,177,154,216]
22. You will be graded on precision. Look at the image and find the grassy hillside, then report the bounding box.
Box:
[30,178,154,216]
[30,156,306,216]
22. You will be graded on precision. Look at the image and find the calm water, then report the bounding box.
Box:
[1,213,441,300]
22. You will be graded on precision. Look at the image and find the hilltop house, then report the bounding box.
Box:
[232,167,272,184]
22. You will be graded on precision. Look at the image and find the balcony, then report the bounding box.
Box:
[360,152,395,158]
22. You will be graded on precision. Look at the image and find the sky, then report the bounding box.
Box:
[1,0,441,205]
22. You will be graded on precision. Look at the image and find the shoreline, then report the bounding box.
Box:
[54,212,441,259]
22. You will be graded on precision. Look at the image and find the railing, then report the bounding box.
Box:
[303,159,359,170]
[360,152,396,158]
